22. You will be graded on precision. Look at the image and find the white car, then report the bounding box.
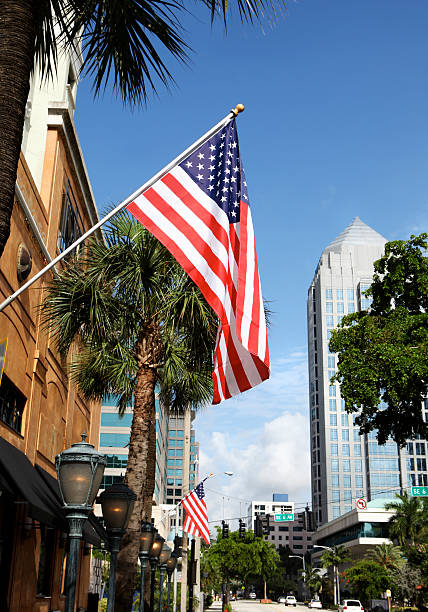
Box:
[285,596,297,606]
[278,596,287,604]
[308,600,322,609]
[339,600,364,612]
[249,593,257,600]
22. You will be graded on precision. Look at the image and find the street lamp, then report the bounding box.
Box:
[149,533,165,612]
[159,543,172,612]
[289,556,306,600]
[166,556,178,612]
[99,482,136,612]
[55,433,106,612]
[139,521,156,612]
[313,545,338,605]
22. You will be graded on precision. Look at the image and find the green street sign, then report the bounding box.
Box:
[412,486,428,497]
[274,513,294,522]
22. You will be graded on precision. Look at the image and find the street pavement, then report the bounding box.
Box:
[210,600,309,612]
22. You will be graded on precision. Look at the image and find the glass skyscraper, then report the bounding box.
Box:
[307,217,428,526]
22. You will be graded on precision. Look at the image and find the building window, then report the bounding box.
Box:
[176,430,184,438]
[101,475,123,488]
[167,488,174,495]
[343,460,351,472]
[336,290,343,300]
[57,179,84,253]
[332,474,339,487]
[331,459,339,472]
[407,442,414,455]
[354,445,361,456]
[333,506,340,519]
[326,289,333,300]
[332,490,340,502]
[355,475,363,488]
[416,443,426,456]
[341,414,349,426]
[101,412,133,427]
[329,399,337,412]
[343,490,352,502]
[354,429,361,441]
[330,414,337,426]
[354,460,362,472]
[418,474,428,486]
[326,302,333,313]
[0,375,26,433]
[330,429,338,441]
[342,444,350,456]
[330,444,338,456]
[417,458,427,472]
[326,315,334,327]
[328,356,335,368]
[342,429,349,441]
[106,454,128,468]
[348,302,355,313]
[343,475,351,488]
[329,386,336,397]
[99,432,130,447]
[36,525,55,596]
[337,302,344,313]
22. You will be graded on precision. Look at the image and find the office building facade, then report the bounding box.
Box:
[307,217,428,526]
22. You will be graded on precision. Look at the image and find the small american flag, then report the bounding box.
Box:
[127,118,270,403]
[181,481,210,545]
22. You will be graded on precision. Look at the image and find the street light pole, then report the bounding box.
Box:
[289,555,306,599]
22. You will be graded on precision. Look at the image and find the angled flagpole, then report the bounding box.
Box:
[0,105,245,314]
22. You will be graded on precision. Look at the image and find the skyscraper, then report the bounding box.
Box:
[307,217,428,526]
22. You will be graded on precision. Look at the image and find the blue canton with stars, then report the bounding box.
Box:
[194,482,206,500]
[179,119,249,223]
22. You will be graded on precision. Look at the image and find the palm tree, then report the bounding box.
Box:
[41,212,218,610]
[385,492,425,546]
[0,0,285,259]
[321,545,351,604]
[303,565,323,597]
[367,542,404,570]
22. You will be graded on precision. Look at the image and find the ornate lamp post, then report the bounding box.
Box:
[55,433,106,612]
[149,534,165,612]
[166,555,178,612]
[99,482,136,612]
[158,543,172,612]
[139,521,156,612]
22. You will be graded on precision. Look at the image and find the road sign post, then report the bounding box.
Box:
[412,486,428,497]
[273,513,294,522]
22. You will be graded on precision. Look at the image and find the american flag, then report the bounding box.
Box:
[181,481,210,545]
[127,118,270,403]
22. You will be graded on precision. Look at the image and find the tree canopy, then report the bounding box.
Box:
[344,560,390,602]
[329,233,428,445]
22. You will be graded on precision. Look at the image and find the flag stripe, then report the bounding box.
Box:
[127,118,270,405]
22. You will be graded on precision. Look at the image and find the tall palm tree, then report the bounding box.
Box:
[321,545,351,604]
[385,492,425,546]
[303,565,323,597]
[42,212,218,610]
[367,542,404,570]
[0,0,285,259]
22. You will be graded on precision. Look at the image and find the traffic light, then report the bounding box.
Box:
[222,520,229,538]
[262,514,270,536]
[254,515,263,537]
[239,519,246,538]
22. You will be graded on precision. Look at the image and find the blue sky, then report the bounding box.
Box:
[74,0,428,528]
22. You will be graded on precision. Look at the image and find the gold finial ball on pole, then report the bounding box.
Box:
[231,103,245,117]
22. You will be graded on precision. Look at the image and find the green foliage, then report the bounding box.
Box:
[366,542,404,570]
[384,492,426,547]
[390,563,422,605]
[329,234,428,445]
[321,545,351,570]
[204,594,213,609]
[42,212,217,411]
[344,560,390,602]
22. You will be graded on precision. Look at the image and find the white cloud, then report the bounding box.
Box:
[194,349,311,537]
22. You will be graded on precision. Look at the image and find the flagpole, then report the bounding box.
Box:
[0,105,245,314]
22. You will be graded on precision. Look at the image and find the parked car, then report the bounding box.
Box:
[278,596,287,604]
[339,600,364,612]
[285,596,297,606]
[249,592,257,599]
[308,600,322,609]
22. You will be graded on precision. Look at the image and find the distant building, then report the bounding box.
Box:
[166,412,199,506]
[307,217,428,527]
[246,495,314,554]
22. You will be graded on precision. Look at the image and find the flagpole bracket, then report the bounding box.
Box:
[231,104,245,117]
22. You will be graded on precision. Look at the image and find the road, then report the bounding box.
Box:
[210,599,309,612]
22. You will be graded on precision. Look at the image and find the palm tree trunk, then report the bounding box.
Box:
[0,0,36,257]
[115,335,158,611]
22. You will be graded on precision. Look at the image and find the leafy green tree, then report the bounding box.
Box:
[321,545,351,603]
[385,492,426,546]
[329,234,428,445]
[0,0,285,259]
[390,563,422,606]
[344,560,390,603]
[367,542,404,571]
[202,529,280,603]
[42,213,217,610]
[303,565,323,597]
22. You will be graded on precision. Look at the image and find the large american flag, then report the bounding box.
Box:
[181,481,210,545]
[127,118,270,403]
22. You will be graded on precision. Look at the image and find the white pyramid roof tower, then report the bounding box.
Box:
[323,216,387,255]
